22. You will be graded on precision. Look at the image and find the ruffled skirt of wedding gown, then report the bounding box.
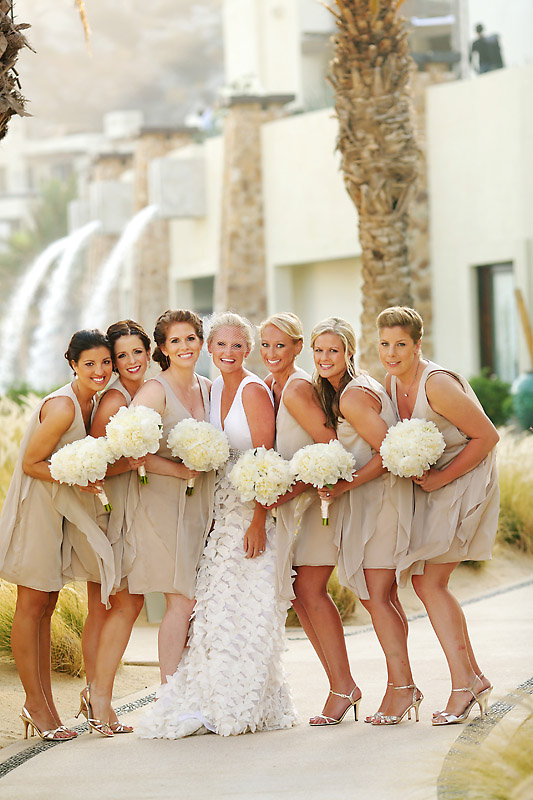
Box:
[137,467,298,739]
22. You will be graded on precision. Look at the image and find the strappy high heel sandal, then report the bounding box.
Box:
[109,721,133,734]
[75,685,114,737]
[432,680,490,726]
[309,686,362,726]
[20,707,77,741]
[364,682,393,724]
[372,684,423,726]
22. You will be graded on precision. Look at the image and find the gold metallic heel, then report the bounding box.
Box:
[19,707,76,741]
[77,685,113,737]
[309,686,361,726]
[373,684,423,726]
[432,680,490,726]
[364,682,393,724]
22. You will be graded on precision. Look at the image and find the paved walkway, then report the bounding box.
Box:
[1,579,532,800]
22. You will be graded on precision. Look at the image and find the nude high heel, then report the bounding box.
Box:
[309,686,362,726]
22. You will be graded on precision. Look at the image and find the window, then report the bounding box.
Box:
[477,262,518,383]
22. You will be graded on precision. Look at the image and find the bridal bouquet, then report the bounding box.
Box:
[50,436,115,511]
[290,440,355,525]
[380,418,446,478]
[167,418,230,495]
[229,446,295,507]
[105,405,163,484]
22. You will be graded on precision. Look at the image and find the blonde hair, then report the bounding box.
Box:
[376,306,424,344]
[310,317,357,428]
[206,312,255,353]
[259,312,303,343]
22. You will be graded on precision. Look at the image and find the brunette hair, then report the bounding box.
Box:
[259,312,304,343]
[206,312,255,353]
[376,306,424,344]
[106,319,151,372]
[152,309,204,371]
[310,317,357,429]
[64,329,110,373]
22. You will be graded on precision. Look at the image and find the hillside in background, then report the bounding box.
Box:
[14,0,224,136]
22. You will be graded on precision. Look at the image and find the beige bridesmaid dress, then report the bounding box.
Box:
[274,369,340,601]
[392,361,499,584]
[336,374,412,600]
[124,373,215,598]
[0,384,115,604]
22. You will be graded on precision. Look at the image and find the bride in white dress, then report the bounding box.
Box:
[138,312,297,738]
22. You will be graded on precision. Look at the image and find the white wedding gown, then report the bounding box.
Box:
[137,374,297,738]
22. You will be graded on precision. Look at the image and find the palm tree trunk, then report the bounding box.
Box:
[0,0,32,140]
[328,0,420,376]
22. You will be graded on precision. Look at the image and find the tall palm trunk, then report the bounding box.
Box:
[0,0,31,140]
[328,0,420,376]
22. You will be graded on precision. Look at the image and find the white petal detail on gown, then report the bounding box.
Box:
[137,461,298,739]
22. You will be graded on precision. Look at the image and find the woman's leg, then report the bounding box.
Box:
[294,566,358,721]
[412,563,485,718]
[158,592,195,684]
[86,589,144,725]
[11,586,71,737]
[82,581,109,685]
[360,569,418,719]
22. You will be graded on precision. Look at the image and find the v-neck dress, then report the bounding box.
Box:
[335,374,412,599]
[0,383,115,603]
[391,360,499,584]
[274,369,339,601]
[124,373,215,598]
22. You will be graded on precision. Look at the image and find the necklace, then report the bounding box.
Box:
[401,361,420,398]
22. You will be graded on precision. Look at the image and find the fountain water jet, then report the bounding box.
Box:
[26,220,102,390]
[81,204,158,330]
[0,237,69,392]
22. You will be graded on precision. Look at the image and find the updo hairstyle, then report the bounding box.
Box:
[310,317,358,429]
[376,306,424,344]
[64,329,110,373]
[260,312,304,343]
[106,319,151,372]
[206,312,255,354]
[152,309,204,371]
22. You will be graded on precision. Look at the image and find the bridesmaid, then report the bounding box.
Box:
[125,309,215,684]
[377,306,499,725]
[259,313,358,727]
[0,330,114,741]
[312,318,419,726]
[76,320,150,734]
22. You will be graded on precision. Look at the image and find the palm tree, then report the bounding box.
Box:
[0,0,32,140]
[327,0,420,376]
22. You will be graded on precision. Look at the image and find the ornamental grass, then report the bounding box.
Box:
[496,428,533,554]
[0,580,87,676]
[0,393,40,508]
[439,696,533,799]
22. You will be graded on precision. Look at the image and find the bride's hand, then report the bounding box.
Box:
[243,519,266,559]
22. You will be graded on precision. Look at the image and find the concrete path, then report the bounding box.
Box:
[1,579,532,800]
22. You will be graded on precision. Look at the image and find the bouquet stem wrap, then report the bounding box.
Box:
[320,497,331,526]
[97,489,112,512]
[186,477,195,496]
[138,465,148,484]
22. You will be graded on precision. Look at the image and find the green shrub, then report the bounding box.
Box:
[470,369,512,426]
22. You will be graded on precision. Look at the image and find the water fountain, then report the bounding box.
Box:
[81,204,158,330]
[26,220,102,390]
[0,237,69,391]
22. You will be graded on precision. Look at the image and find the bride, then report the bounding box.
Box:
[138,312,297,738]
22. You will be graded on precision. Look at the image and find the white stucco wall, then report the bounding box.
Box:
[167,136,223,300]
[427,64,533,376]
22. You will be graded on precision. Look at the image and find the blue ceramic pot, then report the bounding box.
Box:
[511,371,533,430]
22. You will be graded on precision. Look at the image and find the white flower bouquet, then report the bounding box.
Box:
[229,446,295,507]
[167,418,230,495]
[380,418,446,478]
[105,405,163,484]
[50,436,115,511]
[290,440,355,525]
